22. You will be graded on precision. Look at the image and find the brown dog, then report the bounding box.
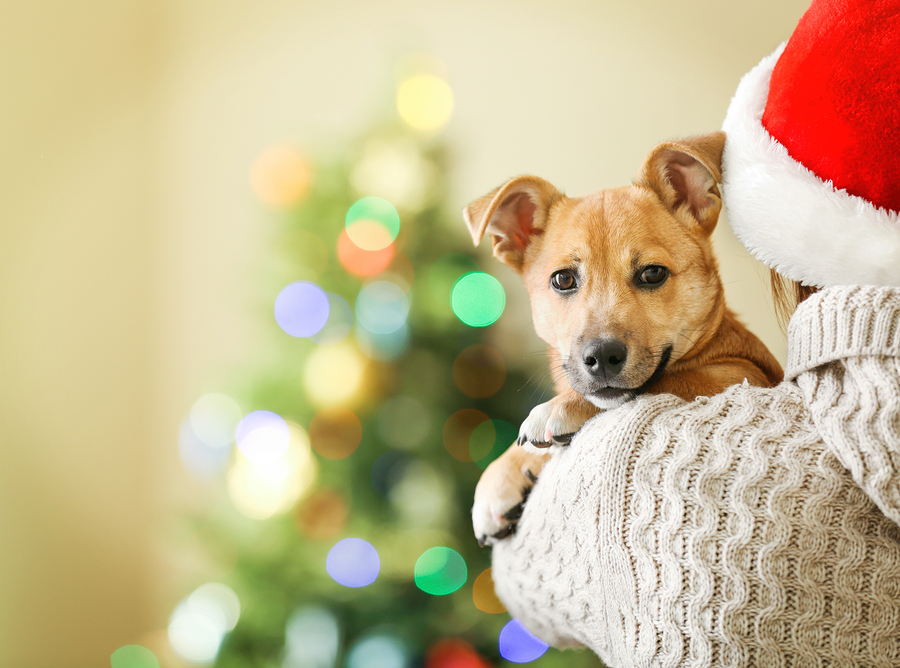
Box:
[466,132,783,545]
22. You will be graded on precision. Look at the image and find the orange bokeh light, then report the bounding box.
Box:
[337,229,394,277]
[442,409,490,462]
[309,407,362,460]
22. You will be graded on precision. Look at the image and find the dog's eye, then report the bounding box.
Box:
[550,270,577,292]
[638,265,669,286]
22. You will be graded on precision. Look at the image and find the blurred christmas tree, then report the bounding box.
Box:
[162,63,604,668]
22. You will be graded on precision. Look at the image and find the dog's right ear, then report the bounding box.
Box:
[463,176,559,272]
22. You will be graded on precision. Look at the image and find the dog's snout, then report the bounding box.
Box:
[582,338,628,379]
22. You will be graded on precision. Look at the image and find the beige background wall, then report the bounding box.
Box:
[0,1,809,666]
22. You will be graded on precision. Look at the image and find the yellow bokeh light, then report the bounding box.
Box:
[396,74,454,133]
[227,423,317,520]
[303,342,366,408]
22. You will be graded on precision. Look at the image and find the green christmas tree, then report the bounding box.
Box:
[166,66,604,668]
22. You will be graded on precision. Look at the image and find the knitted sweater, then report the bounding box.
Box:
[490,285,900,667]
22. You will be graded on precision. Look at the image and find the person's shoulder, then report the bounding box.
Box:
[576,380,804,446]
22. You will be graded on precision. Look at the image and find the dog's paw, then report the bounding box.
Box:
[473,463,537,547]
[516,397,587,449]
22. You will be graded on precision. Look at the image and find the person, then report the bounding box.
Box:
[488,0,900,665]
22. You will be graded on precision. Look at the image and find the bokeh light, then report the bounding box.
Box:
[227,422,317,519]
[470,419,517,470]
[473,568,506,614]
[250,143,312,209]
[397,74,454,133]
[338,229,394,277]
[453,345,506,398]
[414,547,467,595]
[451,272,506,327]
[179,393,241,478]
[357,322,410,361]
[304,342,366,408]
[355,281,411,360]
[310,292,353,345]
[190,393,242,448]
[111,645,159,668]
[426,639,491,668]
[309,406,362,460]
[326,537,380,588]
[499,619,549,663]
[283,606,341,668]
[346,634,409,668]
[356,281,409,334]
[168,583,241,664]
[371,451,414,498]
[376,395,430,450]
[235,410,290,464]
[346,196,400,251]
[388,460,451,528]
[442,409,490,462]
[296,489,348,539]
[275,281,330,338]
[351,138,435,211]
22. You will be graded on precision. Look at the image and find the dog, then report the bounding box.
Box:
[464,132,783,546]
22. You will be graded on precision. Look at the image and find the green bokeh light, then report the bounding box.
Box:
[111,645,160,668]
[345,197,400,243]
[451,272,506,327]
[414,546,467,595]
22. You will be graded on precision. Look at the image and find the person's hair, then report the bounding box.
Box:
[770,268,818,329]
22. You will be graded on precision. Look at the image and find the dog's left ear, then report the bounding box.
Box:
[638,131,726,235]
[463,175,560,272]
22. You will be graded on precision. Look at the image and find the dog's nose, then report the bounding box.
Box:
[581,338,628,379]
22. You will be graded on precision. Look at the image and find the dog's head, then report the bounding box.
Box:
[463,132,727,409]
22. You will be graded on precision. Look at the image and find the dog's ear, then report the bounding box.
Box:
[463,176,559,272]
[638,131,725,235]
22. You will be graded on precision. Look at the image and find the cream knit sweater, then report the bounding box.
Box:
[491,285,900,667]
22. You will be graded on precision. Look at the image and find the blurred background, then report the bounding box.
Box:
[0,1,810,666]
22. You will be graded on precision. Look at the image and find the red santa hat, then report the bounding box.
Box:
[721,0,900,288]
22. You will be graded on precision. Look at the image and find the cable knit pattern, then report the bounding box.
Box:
[490,286,900,667]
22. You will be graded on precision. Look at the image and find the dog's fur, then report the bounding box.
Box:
[465,132,783,545]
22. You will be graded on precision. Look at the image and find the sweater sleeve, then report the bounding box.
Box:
[786,286,900,528]
[488,286,900,667]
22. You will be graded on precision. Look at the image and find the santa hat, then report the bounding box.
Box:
[722,0,900,288]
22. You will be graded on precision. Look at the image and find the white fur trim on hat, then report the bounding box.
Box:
[721,43,900,288]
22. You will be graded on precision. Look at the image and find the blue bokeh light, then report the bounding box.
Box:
[275,281,330,338]
[499,618,549,663]
[326,538,380,588]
